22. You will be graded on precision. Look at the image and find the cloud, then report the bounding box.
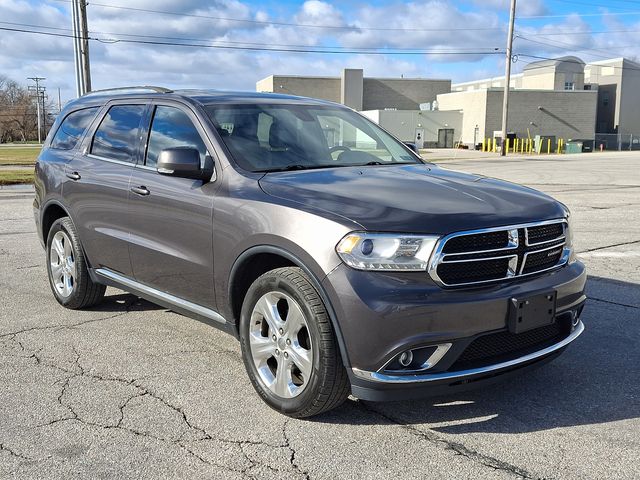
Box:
[473,0,547,17]
[1,0,638,106]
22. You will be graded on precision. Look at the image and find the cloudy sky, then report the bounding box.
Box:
[2,0,640,105]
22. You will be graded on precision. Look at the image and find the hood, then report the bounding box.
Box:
[258,164,566,234]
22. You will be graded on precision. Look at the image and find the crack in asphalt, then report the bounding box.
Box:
[0,443,33,461]
[0,298,140,339]
[357,402,537,479]
[12,341,304,479]
[578,239,640,254]
[283,419,311,480]
[589,297,639,310]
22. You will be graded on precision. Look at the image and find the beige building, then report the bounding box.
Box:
[258,56,640,148]
[584,58,640,134]
[257,69,451,111]
[452,56,586,92]
[437,88,597,146]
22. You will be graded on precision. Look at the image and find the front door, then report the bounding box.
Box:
[65,102,147,276]
[437,128,454,148]
[127,103,217,308]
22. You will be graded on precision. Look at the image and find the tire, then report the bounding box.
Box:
[46,217,106,309]
[239,267,350,418]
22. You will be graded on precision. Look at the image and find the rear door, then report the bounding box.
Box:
[65,101,148,276]
[127,101,217,308]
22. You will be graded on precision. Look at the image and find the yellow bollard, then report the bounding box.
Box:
[505,138,510,155]
[492,138,496,153]
[521,138,524,154]
[557,139,561,155]
[482,138,486,152]
[547,138,551,155]
[514,138,518,153]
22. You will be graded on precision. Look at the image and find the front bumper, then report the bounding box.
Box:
[322,261,587,401]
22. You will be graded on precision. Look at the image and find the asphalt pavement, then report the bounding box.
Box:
[0,152,638,479]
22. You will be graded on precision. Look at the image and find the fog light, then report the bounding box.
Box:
[571,310,579,327]
[399,350,413,367]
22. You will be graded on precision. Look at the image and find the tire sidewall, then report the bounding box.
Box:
[239,271,326,415]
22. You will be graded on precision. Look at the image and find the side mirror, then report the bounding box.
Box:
[157,148,204,180]
[403,142,418,153]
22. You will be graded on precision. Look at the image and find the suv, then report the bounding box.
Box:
[34,87,586,417]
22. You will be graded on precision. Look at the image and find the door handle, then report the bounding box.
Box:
[66,171,81,181]
[131,186,150,196]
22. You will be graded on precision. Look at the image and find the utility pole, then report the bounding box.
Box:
[500,0,516,156]
[79,0,92,93]
[27,77,46,144]
[71,0,91,96]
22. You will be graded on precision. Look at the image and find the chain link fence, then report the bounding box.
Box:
[593,133,640,151]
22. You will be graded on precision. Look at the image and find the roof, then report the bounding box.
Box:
[66,88,339,110]
[523,56,585,71]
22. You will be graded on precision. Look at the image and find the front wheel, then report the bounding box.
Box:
[239,267,350,418]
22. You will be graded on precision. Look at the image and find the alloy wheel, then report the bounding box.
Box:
[249,291,313,398]
[49,230,76,298]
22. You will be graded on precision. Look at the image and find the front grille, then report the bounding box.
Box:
[522,246,564,274]
[450,321,569,371]
[442,230,508,254]
[438,258,511,284]
[429,220,567,287]
[527,223,564,244]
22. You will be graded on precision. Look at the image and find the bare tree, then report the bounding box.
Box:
[0,75,39,143]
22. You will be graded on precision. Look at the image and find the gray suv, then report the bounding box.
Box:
[34,87,586,417]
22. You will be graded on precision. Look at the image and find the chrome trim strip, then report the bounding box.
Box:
[95,268,226,324]
[352,321,584,384]
[441,254,517,264]
[380,343,452,374]
[428,218,568,287]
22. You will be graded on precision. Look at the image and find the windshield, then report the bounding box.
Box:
[205,104,422,172]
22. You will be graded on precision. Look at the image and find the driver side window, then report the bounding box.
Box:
[146,106,208,168]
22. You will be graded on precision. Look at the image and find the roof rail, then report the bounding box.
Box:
[82,86,173,97]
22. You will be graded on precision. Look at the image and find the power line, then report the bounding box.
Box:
[515,34,631,60]
[0,25,505,56]
[0,21,501,52]
[551,0,640,10]
[48,0,506,33]
[519,10,640,18]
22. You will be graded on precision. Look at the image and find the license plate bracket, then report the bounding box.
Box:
[508,291,556,334]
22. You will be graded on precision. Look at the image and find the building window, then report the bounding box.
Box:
[564,82,575,91]
[602,91,609,107]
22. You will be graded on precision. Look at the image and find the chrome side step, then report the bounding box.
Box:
[95,268,226,325]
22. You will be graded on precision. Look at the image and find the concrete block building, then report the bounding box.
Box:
[257,69,451,111]
[257,57,640,148]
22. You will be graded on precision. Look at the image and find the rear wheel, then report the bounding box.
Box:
[46,217,105,309]
[239,267,350,418]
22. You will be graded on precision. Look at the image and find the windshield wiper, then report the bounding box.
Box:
[257,164,350,173]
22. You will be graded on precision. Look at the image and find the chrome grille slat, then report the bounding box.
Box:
[428,219,569,287]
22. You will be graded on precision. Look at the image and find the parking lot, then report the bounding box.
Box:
[1,152,638,479]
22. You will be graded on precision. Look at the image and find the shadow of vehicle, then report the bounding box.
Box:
[315,275,640,433]
[84,293,163,313]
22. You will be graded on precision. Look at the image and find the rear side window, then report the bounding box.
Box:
[91,105,146,162]
[145,106,208,168]
[50,107,99,150]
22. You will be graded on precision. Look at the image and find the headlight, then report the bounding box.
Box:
[336,232,439,271]
[564,213,577,264]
